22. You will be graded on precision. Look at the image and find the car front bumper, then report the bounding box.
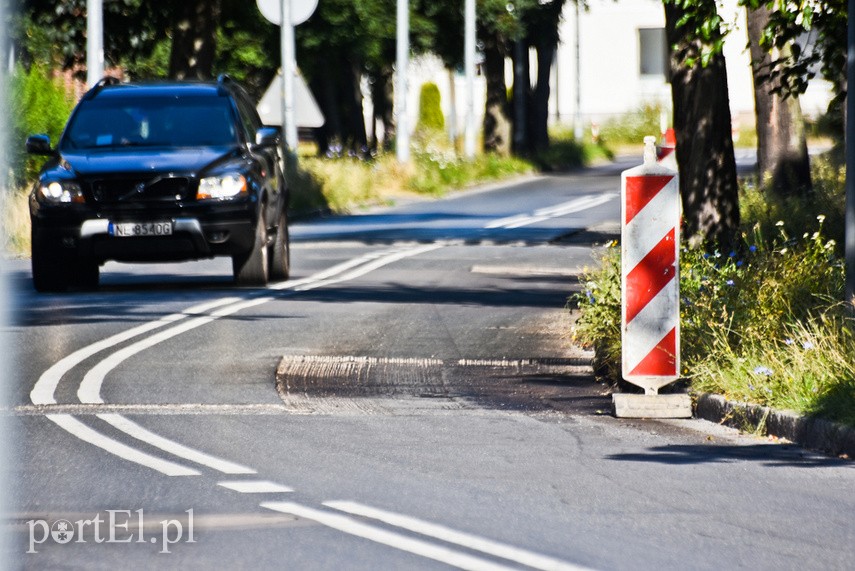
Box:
[31,200,260,264]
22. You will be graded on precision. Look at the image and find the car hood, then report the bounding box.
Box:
[58,146,240,178]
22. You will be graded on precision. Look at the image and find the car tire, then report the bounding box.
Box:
[31,232,71,293]
[268,210,290,281]
[233,214,269,286]
[73,259,100,290]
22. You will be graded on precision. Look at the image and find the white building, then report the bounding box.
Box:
[391,0,833,142]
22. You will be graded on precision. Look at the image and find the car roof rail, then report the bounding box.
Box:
[81,76,123,101]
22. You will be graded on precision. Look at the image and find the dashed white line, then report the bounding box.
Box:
[218,480,294,494]
[325,501,593,571]
[260,502,519,571]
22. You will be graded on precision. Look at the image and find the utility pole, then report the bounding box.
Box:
[396,0,410,163]
[847,0,855,308]
[463,0,476,159]
[86,0,104,87]
[573,3,583,142]
[280,0,298,162]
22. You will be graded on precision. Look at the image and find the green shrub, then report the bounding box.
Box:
[416,82,445,132]
[598,101,664,147]
[7,64,75,186]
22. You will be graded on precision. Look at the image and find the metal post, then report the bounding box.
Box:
[464,0,476,159]
[86,0,104,87]
[573,3,583,142]
[396,0,410,163]
[846,0,855,307]
[280,0,298,160]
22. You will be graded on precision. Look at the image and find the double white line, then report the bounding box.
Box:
[485,194,616,230]
[30,243,444,477]
[261,501,592,571]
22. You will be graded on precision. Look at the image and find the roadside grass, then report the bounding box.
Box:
[1,187,31,257]
[288,127,606,214]
[571,156,855,427]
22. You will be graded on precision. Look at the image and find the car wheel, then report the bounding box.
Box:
[73,259,100,290]
[268,210,290,281]
[31,232,71,293]
[233,214,269,286]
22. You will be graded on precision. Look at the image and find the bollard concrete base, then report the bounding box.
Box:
[612,393,692,419]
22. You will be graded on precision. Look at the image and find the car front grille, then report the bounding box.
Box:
[90,176,193,203]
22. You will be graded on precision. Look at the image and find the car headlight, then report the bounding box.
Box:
[38,181,84,204]
[197,174,247,200]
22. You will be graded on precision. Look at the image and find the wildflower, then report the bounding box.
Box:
[726,279,735,286]
[775,221,785,227]
[817,214,826,224]
[753,366,773,376]
[586,290,596,304]
[785,338,794,346]
[748,245,757,253]
[802,341,815,350]
[729,251,737,258]
[736,260,744,267]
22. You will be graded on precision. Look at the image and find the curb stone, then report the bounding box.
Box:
[695,393,855,458]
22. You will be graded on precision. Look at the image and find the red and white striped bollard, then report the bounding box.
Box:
[621,136,680,395]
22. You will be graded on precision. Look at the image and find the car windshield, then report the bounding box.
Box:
[62,95,238,150]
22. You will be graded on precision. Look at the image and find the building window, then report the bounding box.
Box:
[638,28,668,78]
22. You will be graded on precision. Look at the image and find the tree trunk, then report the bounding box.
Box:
[746,6,812,196]
[310,71,339,156]
[482,33,511,155]
[369,69,395,152]
[664,1,740,250]
[512,40,531,155]
[168,1,220,80]
[529,43,555,153]
[344,57,368,154]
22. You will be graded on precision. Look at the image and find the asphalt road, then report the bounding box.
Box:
[2,158,853,570]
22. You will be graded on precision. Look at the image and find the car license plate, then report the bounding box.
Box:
[110,221,173,237]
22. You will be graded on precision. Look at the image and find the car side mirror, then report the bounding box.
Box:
[26,134,56,156]
[254,126,281,149]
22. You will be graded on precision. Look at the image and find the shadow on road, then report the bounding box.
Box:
[605,444,852,468]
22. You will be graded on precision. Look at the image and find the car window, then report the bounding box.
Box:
[235,94,262,142]
[62,95,238,150]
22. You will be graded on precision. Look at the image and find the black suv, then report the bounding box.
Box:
[27,76,289,292]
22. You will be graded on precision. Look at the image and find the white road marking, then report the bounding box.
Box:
[260,502,519,571]
[97,414,256,474]
[77,244,445,406]
[485,194,616,229]
[326,501,593,571]
[470,265,584,277]
[45,414,200,477]
[218,480,294,494]
[30,297,241,405]
[35,244,446,477]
